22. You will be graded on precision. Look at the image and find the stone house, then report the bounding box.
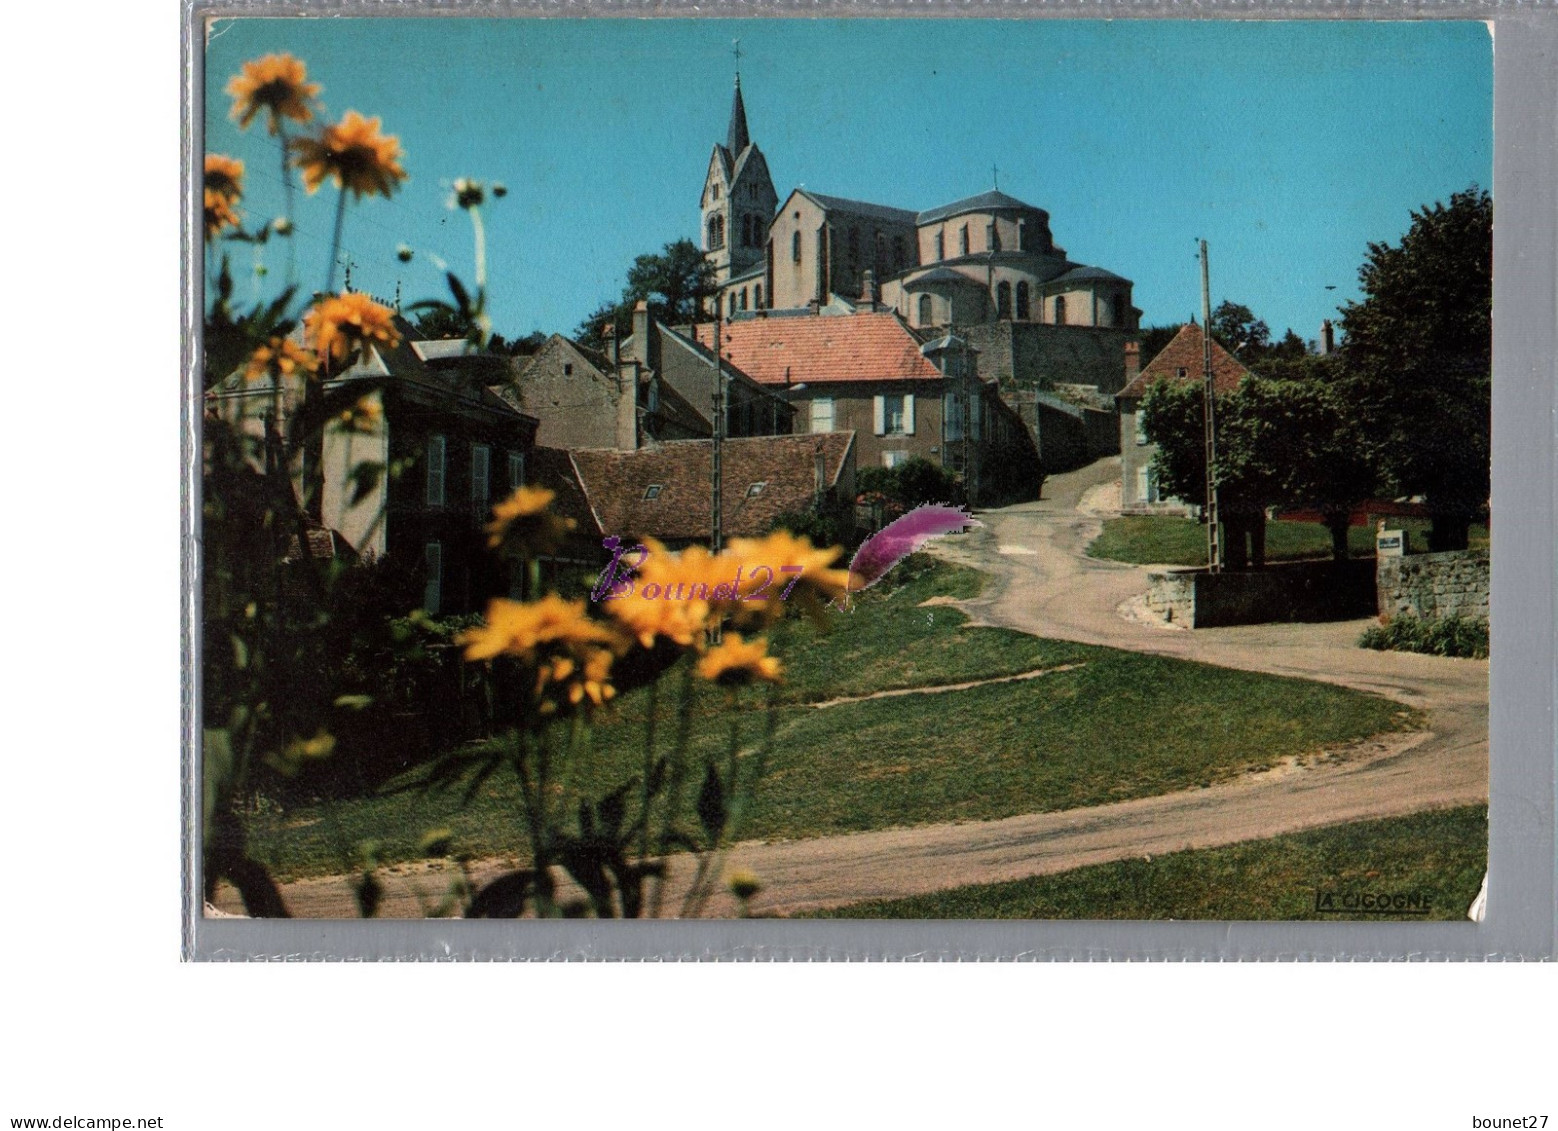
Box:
[1115,323,1251,512]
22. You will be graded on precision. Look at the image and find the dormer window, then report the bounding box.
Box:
[644,485,663,501]
[746,482,766,498]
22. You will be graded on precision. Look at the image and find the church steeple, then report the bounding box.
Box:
[727,75,750,155]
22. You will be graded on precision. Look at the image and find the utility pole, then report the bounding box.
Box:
[1200,239,1221,573]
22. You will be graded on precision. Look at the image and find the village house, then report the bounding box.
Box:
[208,315,540,615]
[1115,323,1252,512]
[694,310,1038,503]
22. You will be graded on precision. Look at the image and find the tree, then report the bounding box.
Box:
[1337,186,1491,550]
[1209,301,1271,358]
[576,238,717,349]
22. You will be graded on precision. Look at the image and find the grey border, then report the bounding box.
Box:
[184,1,1557,961]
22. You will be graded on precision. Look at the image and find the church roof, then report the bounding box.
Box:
[905,266,988,289]
[1050,264,1131,286]
[727,77,751,155]
[1117,322,1251,400]
[801,191,919,227]
[917,190,1047,226]
[694,311,942,386]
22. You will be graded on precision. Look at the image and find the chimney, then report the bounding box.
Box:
[1123,340,1141,387]
[859,269,877,311]
[633,300,651,358]
[617,359,641,451]
[1319,319,1335,355]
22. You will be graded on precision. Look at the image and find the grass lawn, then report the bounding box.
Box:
[807,806,1487,920]
[242,558,1420,880]
[1087,515,1489,568]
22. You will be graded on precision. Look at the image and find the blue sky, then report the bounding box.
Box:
[204,18,1490,344]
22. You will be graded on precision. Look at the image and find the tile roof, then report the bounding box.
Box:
[693,312,942,386]
[569,432,857,544]
[917,190,1046,226]
[802,191,919,227]
[1117,322,1252,400]
[526,445,602,538]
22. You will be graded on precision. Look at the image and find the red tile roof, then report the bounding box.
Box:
[693,313,941,386]
[569,432,856,544]
[1118,322,1252,400]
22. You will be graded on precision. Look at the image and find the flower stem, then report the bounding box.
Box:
[324,188,348,295]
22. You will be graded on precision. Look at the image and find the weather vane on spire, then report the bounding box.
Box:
[992,163,1000,190]
[732,38,743,79]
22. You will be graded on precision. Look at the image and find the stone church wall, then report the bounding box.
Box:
[964,322,1131,394]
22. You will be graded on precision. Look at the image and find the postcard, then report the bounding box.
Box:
[194,16,1494,930]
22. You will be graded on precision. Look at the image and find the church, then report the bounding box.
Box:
[698,72,1141,400]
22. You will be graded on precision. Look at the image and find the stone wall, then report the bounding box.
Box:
[1146,560,1377,629]
[1376,549,1490,622]
[964,322,1131,393]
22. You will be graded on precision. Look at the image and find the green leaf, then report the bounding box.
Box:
[446,272,472,315]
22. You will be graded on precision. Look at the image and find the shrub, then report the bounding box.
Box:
[1359,615,1488,659]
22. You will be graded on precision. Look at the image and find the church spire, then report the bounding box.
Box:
[727,74,750,155]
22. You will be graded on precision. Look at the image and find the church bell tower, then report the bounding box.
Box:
[701,63,778,294]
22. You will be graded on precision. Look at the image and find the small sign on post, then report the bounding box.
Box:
[1376,528,1407,558]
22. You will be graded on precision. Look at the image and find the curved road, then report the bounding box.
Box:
[215,459,1487,918]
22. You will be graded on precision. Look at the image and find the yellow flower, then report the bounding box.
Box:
[292,110,407,200]
[725,530,856,605]
[727,870,763,901]
[604,587,712,650]
[333,395,382,434]
[485,486,575,556]
[226,53,320,135]
[203,187,241,242]
[204,154,244,201]
[302,292,402,371]
[535,645,617,716]
[459,595,622,663]
[696,634,782,687]
[243,336,319,382]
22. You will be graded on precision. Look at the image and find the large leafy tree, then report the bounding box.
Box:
[1337,186,1491,550]
[576,238,717,349]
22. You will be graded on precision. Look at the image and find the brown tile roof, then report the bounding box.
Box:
[526,445,601,538]
[693,312,942,387]
[1118,322,1252,400]
[569,432,856,544]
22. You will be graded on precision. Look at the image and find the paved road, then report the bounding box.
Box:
[214,459,1487,918]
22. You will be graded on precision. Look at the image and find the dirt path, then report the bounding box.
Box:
[214,459,1487,919]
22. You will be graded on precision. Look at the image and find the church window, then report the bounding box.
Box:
[893,237,905,268]
[792,230,801,263]
[754,284,763,309]
[740,288,748,311]
[1018,219,1030,252]
[996,281,1012,320]
[1111,295,1126,327]
[1015,282,1030,320]
[1054,295,1067,324]
[711,184,721,201]
[988,222,1001,253]
[728,292,738,317]
[934,232,944,261]
[959,225,970,256]
[918,294,934,327]
[707,215,725,251]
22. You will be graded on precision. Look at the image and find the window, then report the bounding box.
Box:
[874,394,915,436]
[754,284,762,309]
[1135,410,1149,446]
[508,452,525,491]
[647,378,660,413]
[934,231,944,261]
[746,482,766,498]
[471,444,490,514]
[1015,282,1030,321]
[728,292,738,317]
[643,484,663,500]
[1112,295,1126,327]
[423,542,443,614]
[918,294,934,327]
[809,396,835,434]
[1054,295,1067,325]
[740,287,748,311]
[959,225,970,256]
[987,222,1000,253]
[882,450,910,469]
[711,183,721,202]
[707,215,725,250]
[425,434,446,507]
[563,363,573,376]
[1018,219,1030,252]
[892,237,905,267]
[944,391,964,441]
[1176,367,1188,379]
[791,230,802,263]
[995,281,1012,320]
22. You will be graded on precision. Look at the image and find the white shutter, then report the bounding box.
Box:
[873,395,886,436]
[903,395,915,436]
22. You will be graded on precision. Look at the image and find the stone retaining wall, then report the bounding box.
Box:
[1146,560,1377,629]
[1376,549,1489,622]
